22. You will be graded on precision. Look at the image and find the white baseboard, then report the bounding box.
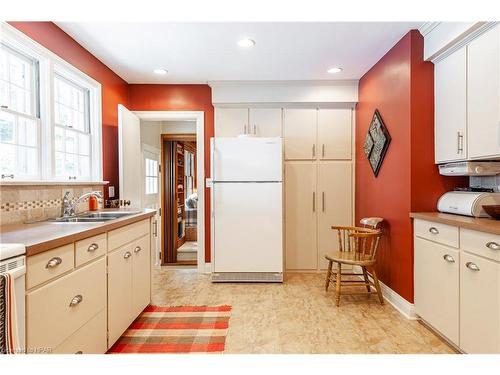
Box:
[204,262,212,274]
[352,265,416,320]
[378,279,417,320]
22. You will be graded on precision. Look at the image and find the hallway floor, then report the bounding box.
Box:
[151,268,455,354]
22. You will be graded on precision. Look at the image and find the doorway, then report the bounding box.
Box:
[161,133,198,266]
[118,107,205,273]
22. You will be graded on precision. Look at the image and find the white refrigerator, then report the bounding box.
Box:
[211,137,283,282]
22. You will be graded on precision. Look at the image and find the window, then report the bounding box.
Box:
[0,23,102,183]
[0,43,40,180]
[145,158,158,195]
[53,74,91,180]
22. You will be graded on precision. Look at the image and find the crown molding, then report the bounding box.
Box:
[418,22,440,37]
[208,80,359,88]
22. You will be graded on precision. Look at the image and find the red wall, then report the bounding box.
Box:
[9,22,129,199]
[128,85,214,263]
[356,30,466,303]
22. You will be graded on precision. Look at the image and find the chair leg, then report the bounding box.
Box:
[362,266,371,293]
[335,263,342,307]
[325,260,333,291]
[370,267,384,305]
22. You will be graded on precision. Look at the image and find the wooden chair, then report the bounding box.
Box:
[324,226,383,306]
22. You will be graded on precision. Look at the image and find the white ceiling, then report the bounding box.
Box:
[56,22,423,84]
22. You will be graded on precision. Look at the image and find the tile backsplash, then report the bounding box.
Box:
[0,185,104,226]
[470,176,500,192]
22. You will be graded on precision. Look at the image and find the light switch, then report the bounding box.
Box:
[109,186,115,198]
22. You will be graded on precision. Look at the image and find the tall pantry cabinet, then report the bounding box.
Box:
[284,108,353,271]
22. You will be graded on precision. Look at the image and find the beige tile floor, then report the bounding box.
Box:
[152,268,456,354]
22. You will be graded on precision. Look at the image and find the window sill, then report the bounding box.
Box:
[0,180,109,186]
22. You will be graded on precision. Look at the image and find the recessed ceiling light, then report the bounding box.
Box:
[237,38,256,48]
[327,67,343,74]
[153,68,168,75]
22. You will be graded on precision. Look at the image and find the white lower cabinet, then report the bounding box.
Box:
[132,235,151,318]
[24,218,152,354]
[414,218,500,353]
[107,244,134,346]
[108,226,151,348]
[414,237,459,345]
[460,251,500,354]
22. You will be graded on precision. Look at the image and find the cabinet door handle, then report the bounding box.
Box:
[45,257,62,269]
[457,131,463,154]
[443,254,455,263]
[253,124,257,135]
[124,251,132,259]
[75,351,83,354]
[134,246,142,254]
[312,144,316,158]
[243,124,247,134]
[466,262,480,271]
[153,220,158,237]
[69,294,83,307]
[312,192,316,212]
[322,192,325,212]
[322,144,325,158]
[428,227,439,234]
[486,241,500,251]
[87,243,99,252]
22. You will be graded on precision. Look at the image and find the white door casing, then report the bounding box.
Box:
[118,104,143,208]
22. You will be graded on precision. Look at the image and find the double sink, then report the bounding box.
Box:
[49,211,142,223]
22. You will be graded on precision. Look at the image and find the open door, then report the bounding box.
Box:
[118,104,142,208]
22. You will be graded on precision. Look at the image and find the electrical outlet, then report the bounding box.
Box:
[109,186,115,198]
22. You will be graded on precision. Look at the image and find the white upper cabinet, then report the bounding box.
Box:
[248,108,282,137]
[318,109,352,160]
[283,109,317,160]
[215,108,249,137]
[468,25,500,159]
[435,46,467,163]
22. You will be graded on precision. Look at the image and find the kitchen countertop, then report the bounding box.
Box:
[0,208,156,257]
[410,212,500,235]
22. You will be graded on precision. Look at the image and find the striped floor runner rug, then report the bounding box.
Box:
[107,305,232,354]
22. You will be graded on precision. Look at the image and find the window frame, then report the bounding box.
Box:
[1,22,103,183]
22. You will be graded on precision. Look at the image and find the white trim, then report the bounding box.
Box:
[208,80,359,87]
[424,22,497,62]
[418,22,440,37]
[378,279,417,320]
[1,22,103,183]
[204,262,212,274]
[352,266,416,320]
[133,110,205,274]
[0,180,108,186]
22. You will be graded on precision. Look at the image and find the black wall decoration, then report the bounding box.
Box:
[363,110,391,177]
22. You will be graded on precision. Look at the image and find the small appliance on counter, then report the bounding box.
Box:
[438,161,500,176]
[437,191,500,217]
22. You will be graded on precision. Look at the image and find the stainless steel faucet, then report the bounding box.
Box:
[62,191,103,217]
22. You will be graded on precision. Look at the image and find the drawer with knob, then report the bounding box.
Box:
[26,257,106,351]
[75,233,107,267]
[414,219,459,248]
[460,228,500,262]
[26,243,74,289]
[52,309,107,354]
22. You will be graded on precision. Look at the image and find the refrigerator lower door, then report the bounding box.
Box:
[212,137,282,182]
[213,182,283,273]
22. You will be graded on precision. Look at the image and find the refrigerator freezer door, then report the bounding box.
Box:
[212,137,282,182]
[213,182,283,273]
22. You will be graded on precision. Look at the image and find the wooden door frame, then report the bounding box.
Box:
[161,134,197,266]
[132,111,205,274]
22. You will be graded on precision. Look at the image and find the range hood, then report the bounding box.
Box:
[438,161,500,176]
